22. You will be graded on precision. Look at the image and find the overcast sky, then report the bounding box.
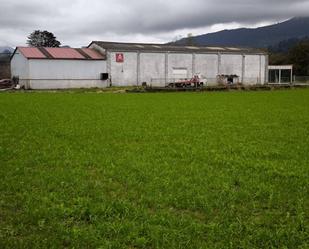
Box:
[0,0,308,47]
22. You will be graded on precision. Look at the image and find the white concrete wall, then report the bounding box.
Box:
[29,59,106,79]
[28,59,107,89]
[220,54,243,77]
[244,55,265,84]
[109,52,138,86]
[168,53,193,79]
[10,50,30,88]
[106,50,268,87]
[260,55,266,84]
[195,54,218,77]
[140,53,165,87]
[195,54,218,85]
[29,80,107,89]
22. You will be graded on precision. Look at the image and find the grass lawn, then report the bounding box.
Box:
[0,89,308,248]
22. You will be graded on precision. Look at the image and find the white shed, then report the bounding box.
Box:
[11,47,107,89]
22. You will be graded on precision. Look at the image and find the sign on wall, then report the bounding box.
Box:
[116,53,124,63]
[172,68,188,79]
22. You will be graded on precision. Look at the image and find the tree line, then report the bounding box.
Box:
[269,38,309,76]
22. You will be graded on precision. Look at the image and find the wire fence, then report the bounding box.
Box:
[267,76,309,85]
[268,77,292,84]
[150,77,264,87]
[294,76,309,84]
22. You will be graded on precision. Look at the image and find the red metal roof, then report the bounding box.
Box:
[19,47,46,59]
[17,47,105,60]
[45,47,84,59]
[81,48,104,59]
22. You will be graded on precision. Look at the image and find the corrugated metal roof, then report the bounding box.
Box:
[19,47,46,59]
[17,47,105,60]
[45,47,85,59]
[90,41,266,54]
[81,48,105,59]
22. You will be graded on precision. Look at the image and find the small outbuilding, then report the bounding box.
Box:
[11,47,107,89]
[268,65,293,84]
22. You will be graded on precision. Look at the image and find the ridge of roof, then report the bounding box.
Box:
[90,41,266,54]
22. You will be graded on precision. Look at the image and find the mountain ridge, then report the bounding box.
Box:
[0,46,14,54]
[173,17,309,48]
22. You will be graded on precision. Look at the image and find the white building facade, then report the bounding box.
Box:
[89,41,269,87]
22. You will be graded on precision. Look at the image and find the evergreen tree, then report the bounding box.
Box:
[288,40,309,75]
[269,38,309,76]
[27,30,61,47]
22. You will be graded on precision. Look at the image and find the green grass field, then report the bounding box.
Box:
[0,90,308,248]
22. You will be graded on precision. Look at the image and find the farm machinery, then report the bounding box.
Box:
[0,77,21,91]
[167,74,206,88]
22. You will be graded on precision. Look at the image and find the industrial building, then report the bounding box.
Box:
[11,42,269,89]
[89,41,269,87]
[11,47,107,89]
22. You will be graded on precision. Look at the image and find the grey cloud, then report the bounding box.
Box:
[0,0,308,47]
[0,1,61,28]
